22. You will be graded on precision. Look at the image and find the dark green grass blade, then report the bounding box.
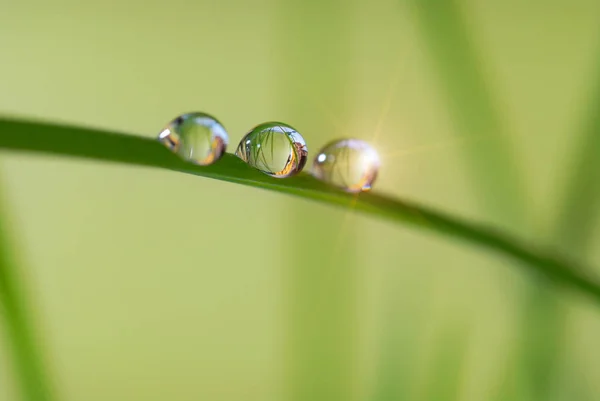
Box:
[0,185,55,401]
[1,118,600,302]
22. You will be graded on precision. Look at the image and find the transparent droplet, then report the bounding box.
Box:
[312,139,380,193]
[235,122,308,177]
[158,112,228,165]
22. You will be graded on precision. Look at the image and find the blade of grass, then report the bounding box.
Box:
[550,52,600,401]
[409,0,527,226]
[275,1,358,400]
[0,183,55,401]
[377,2,522,398]
[370,287,422,401]
[554,58,600,258]
[409,2,589,400]
[420,324,469,401]
[0,118,599,302]
[382,2,522,397]
[512,50,600,401]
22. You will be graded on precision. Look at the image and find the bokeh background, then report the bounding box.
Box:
[1,0,600,400]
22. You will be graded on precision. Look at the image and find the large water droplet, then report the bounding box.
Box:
[235,122,308,177]
[312,139,380,193]
[158,112,228,165]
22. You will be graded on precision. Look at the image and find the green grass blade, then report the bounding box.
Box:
[275,0,358,400]
[420,324,469,401]
[383,2,523,398]
[0,185,55,401]
[554,64,600,256]
[370,291,421,401]
[500,292,564,401]
[549,55,600,401]
[0,118,599,302]
[410,0,527,225]
[410,3,579,399]
[512,52,600,401]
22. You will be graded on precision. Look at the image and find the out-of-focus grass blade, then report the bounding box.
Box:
[410,0,527,225]
[370,293,421,401]
[419,324,468,401]
[0,118,600,302]
[389,2,526,399]
[275,0,358,400]
[550,53,600,401]
[0,186,55,401]
[554,61,600,257]
[518,51,600,401]
[502,47,600,401]
[409,2,600,400]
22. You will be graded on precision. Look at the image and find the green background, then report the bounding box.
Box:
[1,0,600,400]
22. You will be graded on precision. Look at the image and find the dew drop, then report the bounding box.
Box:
[158,112,228,165]
[312,139,380,193]
[235,122,308,177]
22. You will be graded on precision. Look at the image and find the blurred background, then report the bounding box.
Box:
[1,0,600,400]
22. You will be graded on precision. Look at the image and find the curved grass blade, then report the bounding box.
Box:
[0,118,599,302]
[0,184,55,401]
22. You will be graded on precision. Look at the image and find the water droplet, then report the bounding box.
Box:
[312,139,380,193]
[158,112,228,165]
[235,122,308,177]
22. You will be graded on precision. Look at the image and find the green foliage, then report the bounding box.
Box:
[0,189,55,401]
[411,0,527,225]
[0,117,599,302]
[1,1,599,401]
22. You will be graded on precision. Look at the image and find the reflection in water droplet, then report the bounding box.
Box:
[235,122,308,177]
[312,139,380,193]
[158,112,228,165]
